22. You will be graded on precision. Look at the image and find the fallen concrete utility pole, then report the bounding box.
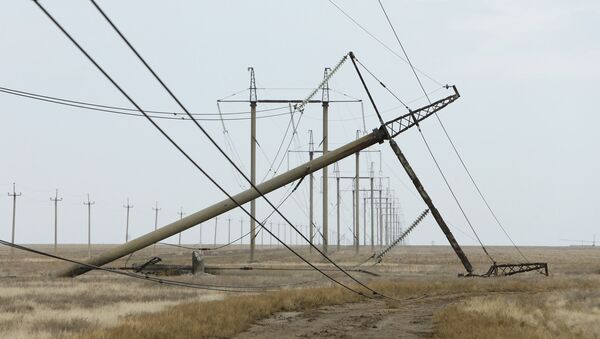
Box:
[55,89,459,278]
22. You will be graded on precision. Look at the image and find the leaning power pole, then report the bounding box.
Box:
[8,183,22,255]
[55,85,464,277]
[322,67,330,254]
[83,194,95,258]
[50,189,62,253]
[249,67,257,262]
[123,198,133,243]
[152,202,160,255]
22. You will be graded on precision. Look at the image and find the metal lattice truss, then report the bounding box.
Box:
[295,53,348,113]
[483,262,549,277]
[375,209,430,262]
[384,86,460,139]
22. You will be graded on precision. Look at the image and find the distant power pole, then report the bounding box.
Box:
[123,198,133,243]
[308,130,314,253]
[213,216,218,246]
[277,223,281,247]
[269,222,273,248]
[260,222,263,246]
[177,207,185,248]
[8,183,22,255]
[227,217,231,244]
[152,202,161,255]
[335,163,340,251]
[83,194,95,258]
[176,207,185,255]
[199,222,203,245]
[355,130,360,254]
[240,218,244,245]
[50,189,62,253]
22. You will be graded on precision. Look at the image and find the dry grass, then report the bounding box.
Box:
[0,244,599,338]
[434,289,600,339]
[78,286,362,339]
[78,276,600,339]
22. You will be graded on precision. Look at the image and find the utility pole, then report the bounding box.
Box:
[363,194,367,246]
[213,216,218,246]
[385,194,390,245]
[152,202,161,255]
[335,163,341,251]
[177,208,185,246]
[199,222,203,246]
[269,221,273,248]
[50,189,62,253]
[322,67,330,254]
[308,130,314,252]
[123,198,133,243]
[8,183,21,256]
[375,205,380,248]
[277,223,281,247]
[240,218,244,245]
[260,221,264,246]
[227,217,231,244]
[379,177,383,247]
[249,67,257,262]
[391,201,396,242]
[352,187,355,247]
[178,207,185,254]
[84,194,95,258]
[355,130,360,254]
[55,87,464,277]
[370,162,375,251]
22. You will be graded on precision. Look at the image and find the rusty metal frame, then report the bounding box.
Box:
[483,262,549,277]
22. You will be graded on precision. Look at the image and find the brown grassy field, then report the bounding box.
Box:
[0,244,598,338]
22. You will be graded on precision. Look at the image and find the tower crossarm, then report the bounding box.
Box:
[383,86,459,139]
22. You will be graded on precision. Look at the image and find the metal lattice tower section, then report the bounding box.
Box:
[322,67,331,102]
[248,67,257,261]
[321,67,331,253]
[248,67,257,102]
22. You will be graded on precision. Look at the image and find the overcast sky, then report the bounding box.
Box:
[0,1,598,251]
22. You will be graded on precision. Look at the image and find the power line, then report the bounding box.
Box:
[376,0,526,262]
[0,86,288,116]
[327,0,443,87]
[86,0,387,298]
[0,87,291,121]
[0,239,298,292]
[34,1,368,299]
[357,56,494,263]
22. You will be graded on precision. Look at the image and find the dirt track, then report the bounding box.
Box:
[236,294,458,339]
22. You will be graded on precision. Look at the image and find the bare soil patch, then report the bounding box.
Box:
[237,294,457,339]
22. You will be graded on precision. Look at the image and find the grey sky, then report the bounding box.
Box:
[0,1,598,249]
